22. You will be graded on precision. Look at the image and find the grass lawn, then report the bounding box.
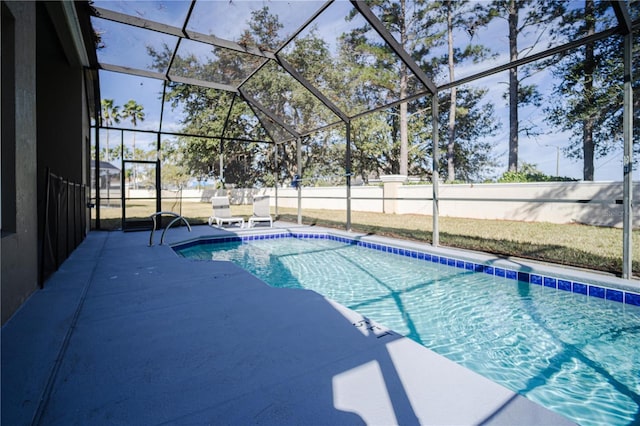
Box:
[93,201,640,278]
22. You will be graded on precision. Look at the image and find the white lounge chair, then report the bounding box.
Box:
[248,195,273,228]
[208,196,244,228]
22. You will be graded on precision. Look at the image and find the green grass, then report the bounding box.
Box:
[93,202,640,278]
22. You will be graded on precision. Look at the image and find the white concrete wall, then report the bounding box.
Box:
[135,181,638,228]
[395,181,639,228]
[268,181,639,228]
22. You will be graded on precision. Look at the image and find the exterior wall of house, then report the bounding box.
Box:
[36,2,88,244]
[1,1,39,325]
[1,1,92,325]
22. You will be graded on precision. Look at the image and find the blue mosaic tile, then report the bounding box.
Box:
[483,266,494,275]
[573,282,587,295]
[494,268,505,278]
[518,272,530,283]
[431,256,439,263]
[417,252,425,260]
[439,257,448,265]
[543,277,557,288]
[447,258,456,267]
[474,264,483,273]
[626,292,640,306]
[464,262,474,271]
[558,279,572,292]
[589,286,605,298]
[399,249,407,257]
[456,260,465,269]
[411,251,418,258]
[605,289,624,303]
[530,274,543,285]
[424,253,432,261]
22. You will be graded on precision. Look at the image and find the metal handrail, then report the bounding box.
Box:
[149,211,191,246]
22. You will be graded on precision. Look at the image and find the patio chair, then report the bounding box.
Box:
[208,196,244,228]
[248,195,273,228]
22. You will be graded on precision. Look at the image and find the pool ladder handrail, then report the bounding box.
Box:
[149,211,191,246]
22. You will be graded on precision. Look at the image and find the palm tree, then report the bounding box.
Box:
[100,99,121,206]
[100,99,120,161]
[121,100,145,188]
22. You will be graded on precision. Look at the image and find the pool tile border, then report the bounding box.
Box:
[173,231,640,307]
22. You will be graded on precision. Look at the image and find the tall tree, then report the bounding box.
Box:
[436,88,501,181]
[487,0,565,172]
[442,0,493,181]
[100,98,120,161]
[545,1,639,180]
[344,0,442,176]
[148,7,298,186]
[121,99,145,154]
[121,100,145,188]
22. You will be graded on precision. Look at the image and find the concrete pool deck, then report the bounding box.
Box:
[2,223,576,425]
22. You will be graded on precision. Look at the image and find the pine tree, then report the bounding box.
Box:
[485,0,565,172]
[545,1,640,180]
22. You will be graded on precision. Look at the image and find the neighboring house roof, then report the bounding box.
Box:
[91,161,120,171]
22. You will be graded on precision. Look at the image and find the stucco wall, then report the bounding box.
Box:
[1,2,92,325]
[180,181,636,228]
[1,2,39,325]
[171,182,637,228]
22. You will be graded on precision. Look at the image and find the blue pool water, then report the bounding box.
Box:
[175,234,640,426]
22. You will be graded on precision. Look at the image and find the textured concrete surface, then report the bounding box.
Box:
[2,224,575,425]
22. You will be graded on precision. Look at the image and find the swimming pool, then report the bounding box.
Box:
[174,232,640,426]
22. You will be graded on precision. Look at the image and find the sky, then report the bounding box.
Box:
[93,0,636,182]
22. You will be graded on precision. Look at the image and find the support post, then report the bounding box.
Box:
[219,139,224,185]
[432,95,440,247]
[622,32,633,279]
[346,121,352,231]
[94,116,100,229]
[274,143,279,218]
[297,137,302,225]
[156,132,162,217]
